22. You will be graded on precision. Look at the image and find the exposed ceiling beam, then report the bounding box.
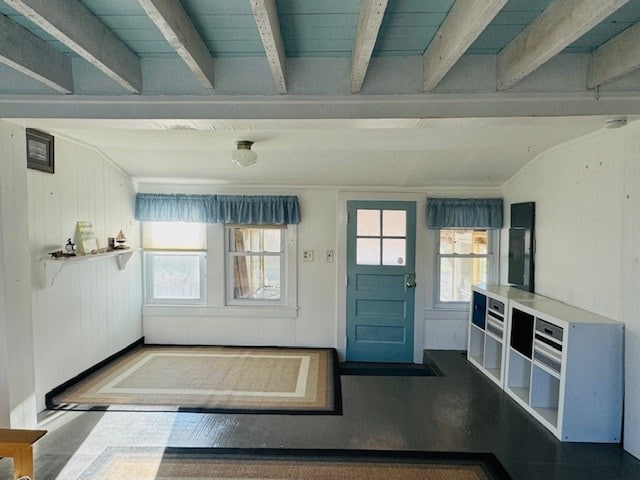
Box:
[5,0,142,93]
[0,14,73,93]
[423,0,507,92]
[138,0,214,89]
[250,0,287,94]
[496,0,630,91]
[350,0,388,94]
[587,21,640,89]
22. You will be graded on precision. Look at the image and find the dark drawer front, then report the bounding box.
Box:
[536,319,563,343]
[488,298,505,315]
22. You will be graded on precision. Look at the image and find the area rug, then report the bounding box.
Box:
[47,346,341,415]
[78,447,512,480]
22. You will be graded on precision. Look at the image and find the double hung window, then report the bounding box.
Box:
[436,229,496,305]
[225,226,286,305]
[143,222,206,304]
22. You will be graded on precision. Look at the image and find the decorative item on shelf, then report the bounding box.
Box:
[75,221,98,254]
[107,237,115,250]
[114,230,129,250]
[64,238,76,256]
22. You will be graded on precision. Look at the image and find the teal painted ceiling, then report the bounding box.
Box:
[0,0,639,59]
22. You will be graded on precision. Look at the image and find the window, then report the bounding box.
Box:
[436,229,497,305]
[225,226,286,305]
[143,222,206,304]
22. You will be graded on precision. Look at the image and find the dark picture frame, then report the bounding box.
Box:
[26,128,54,173]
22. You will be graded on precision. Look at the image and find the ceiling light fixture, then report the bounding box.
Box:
[231,140,257,167]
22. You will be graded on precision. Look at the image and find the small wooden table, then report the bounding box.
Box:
[0,428,47,480]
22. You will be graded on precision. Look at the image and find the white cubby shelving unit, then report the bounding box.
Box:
[467,285,540,388]
[505,298,624,442]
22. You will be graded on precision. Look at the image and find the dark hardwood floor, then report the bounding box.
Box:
[1,350,638,479]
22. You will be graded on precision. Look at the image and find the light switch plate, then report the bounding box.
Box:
[326,249,334,263]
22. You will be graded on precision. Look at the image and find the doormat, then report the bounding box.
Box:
[78,447,511,480]
[339,361,443,377]
[47,345,342,415]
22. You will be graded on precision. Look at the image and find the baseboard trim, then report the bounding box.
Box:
[44,337,144,409]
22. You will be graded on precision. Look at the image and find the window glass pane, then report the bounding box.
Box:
[439,257,487,302]
[382,238,406,265]
[472,230,488,255]
[439,230,455,254]
[233,255,281,300]
[230,227,282,253]
[357,238,380,265]
[143,222,205,250]
[153,254,201,299]
[439,229,488,254]
[357,209,380,236]
[382,210,406,237]
[452,230,473,254]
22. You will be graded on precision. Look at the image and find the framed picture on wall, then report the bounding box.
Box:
[26,128,54,173]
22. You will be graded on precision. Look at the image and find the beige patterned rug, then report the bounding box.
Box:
[78,447,511,480]
[47,346,340,414]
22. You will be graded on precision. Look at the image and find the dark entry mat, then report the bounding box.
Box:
[339,361,443,377]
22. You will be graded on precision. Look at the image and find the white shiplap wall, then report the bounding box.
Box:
[0,120,38,427]
[501,122,640,459]
[28,136,142,411]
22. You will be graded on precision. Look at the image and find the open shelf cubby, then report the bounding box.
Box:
[467,285,540,389]
[503,299,623,442]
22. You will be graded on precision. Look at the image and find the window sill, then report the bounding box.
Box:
[430,302,471,312]
[142,305,299,318]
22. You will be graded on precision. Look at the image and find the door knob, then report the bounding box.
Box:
[405,273,416,288]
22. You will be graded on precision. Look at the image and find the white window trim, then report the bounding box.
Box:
[434,229,499,310]
[224,224,298,308]
[144,250,207,305]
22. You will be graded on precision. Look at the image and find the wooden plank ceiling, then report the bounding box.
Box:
[0,0,639,101]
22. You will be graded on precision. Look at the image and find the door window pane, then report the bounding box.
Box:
[382,210,406,237]
[357,209,380,236]
[357,238,380,265]
[382,238,406,265]
[439,257,487,302]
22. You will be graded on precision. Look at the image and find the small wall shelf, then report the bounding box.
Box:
[34,248,140,288]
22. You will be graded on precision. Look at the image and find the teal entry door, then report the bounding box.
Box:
[346,201,416,362]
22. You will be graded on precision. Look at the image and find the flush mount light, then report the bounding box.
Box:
[230,140,257,167]
[605,117,627,129]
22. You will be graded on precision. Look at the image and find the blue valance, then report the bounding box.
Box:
[426,198,503,229]
[135,194,216,223]
[135,193,300,225]
[215,195,300,225]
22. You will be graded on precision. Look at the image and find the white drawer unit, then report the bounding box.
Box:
[467,285,541,388]
[505,298,624,442]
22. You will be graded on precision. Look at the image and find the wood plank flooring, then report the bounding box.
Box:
[1,350,638,480]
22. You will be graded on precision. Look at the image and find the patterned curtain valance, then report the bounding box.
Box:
[135,194,301,225]
[426,198,503,229]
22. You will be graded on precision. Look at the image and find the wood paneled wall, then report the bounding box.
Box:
[27,136,142,411]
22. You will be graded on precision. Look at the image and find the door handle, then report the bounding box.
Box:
[405,273,416,288]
